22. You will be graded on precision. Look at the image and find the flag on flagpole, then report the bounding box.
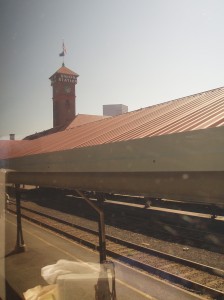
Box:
[59,42,67,56]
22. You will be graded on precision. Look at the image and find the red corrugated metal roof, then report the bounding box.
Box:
[24,124,66,140]
[1,86,224,159]
[66,114,110,129]
[24,114,110,140]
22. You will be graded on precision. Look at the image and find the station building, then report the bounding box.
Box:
[15,63,224,144]
[0,62,224,162]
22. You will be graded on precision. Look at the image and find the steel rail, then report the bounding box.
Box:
[7,203,224,299]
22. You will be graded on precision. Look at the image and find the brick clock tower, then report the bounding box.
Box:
[49,64,79,128]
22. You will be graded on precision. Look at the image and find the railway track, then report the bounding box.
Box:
[43,192,224,253]
[12,187,224,251]
[8,200,224,299]
[111,214,224,254]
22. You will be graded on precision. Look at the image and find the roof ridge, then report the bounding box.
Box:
[142,86,224,111]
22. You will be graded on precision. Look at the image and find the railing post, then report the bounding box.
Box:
[14,184,26,252]
[96,193,107,263]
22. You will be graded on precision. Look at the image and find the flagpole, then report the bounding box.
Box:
[59,40,66,66]
[63,39,65,66]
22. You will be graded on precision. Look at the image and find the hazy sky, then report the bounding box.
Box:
[1,0,224,139]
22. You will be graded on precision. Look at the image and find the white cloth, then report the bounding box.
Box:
[23,284,58,300]
[41,259,100,284]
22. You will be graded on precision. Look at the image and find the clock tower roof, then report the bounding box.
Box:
[49,64,79,80]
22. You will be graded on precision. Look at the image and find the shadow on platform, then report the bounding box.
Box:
[5,280,22,300]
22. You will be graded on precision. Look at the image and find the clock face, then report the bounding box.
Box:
[64,86,71,94]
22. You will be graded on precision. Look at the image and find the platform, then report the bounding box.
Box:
[3,212,206,300]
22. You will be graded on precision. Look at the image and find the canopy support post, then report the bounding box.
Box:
[76,190,106,263]
[14,184,26,253]
[75,190,116,299]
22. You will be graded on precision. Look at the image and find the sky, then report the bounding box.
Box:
[1,0,224,139]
